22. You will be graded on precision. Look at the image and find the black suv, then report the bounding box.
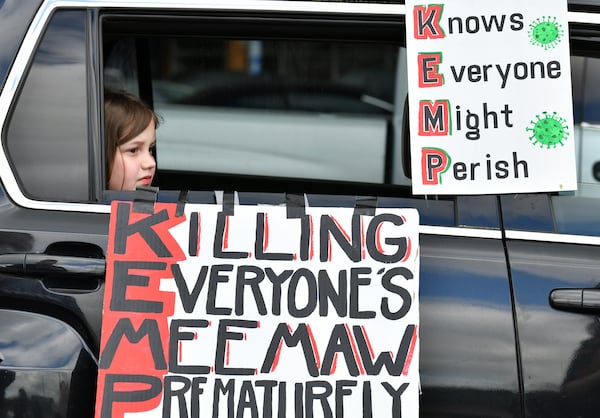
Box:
[2,1,600,417]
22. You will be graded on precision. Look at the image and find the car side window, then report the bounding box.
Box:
[4,10,90,202]
[502,33,600,237]
[104,36,407,187]
[551,53,600,236]
[574,54,600,195]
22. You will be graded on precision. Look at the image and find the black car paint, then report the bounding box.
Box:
[0,190,106,416]
[0,310,97,418]
[508,240,600,417]
[0,1,599,417]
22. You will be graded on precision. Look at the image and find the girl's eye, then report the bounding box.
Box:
[125,147,139,155]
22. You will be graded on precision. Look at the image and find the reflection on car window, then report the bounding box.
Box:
[5,10,89,202]
[570,55,600,197]
[582,56,600,125]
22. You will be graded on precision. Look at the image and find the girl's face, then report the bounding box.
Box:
[108,120,156,191]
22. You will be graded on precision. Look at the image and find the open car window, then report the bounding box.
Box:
[102,12,411,197]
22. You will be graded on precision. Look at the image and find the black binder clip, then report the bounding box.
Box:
[286,193,306,218]
[221,190,235,216]
[176,190,189,217]
[132,186,158,214]
[354,196,377,216]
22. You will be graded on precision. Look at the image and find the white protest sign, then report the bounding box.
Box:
[95,201,420,418]
[406,0,576,194]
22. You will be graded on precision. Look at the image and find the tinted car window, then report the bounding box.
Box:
[4,10,89,202]
[582,55,600,125]
[503,47,600,237]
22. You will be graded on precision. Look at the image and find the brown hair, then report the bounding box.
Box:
[104,89,159,186]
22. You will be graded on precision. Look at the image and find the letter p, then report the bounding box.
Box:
[100,374,162,418]
[421,148,450,185]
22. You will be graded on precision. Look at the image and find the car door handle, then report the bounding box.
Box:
[0,253,105,278]
[549,288,600,313]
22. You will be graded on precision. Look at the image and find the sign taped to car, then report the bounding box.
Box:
[94,199,420,418]
[406,0,576,194]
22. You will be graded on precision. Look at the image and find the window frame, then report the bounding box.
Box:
[100,10,409,196]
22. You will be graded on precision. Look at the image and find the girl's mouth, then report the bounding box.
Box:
[139,176,152,186]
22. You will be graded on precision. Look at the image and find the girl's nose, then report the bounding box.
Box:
[142,151,156,169]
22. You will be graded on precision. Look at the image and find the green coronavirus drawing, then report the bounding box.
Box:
[526,111,569,148]
[528,16,564,49]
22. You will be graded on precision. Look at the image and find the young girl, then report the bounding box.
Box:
[104,89,160,191]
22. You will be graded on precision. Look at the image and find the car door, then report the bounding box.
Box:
[501,11,600,418]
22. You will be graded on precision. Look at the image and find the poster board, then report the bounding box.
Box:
[95,200,420,417]
[406,0,576,195]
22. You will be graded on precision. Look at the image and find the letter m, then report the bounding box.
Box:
[260,323,319,377]
[418,100,450,136]
[413,5,445,39]
[99,318,167,370]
